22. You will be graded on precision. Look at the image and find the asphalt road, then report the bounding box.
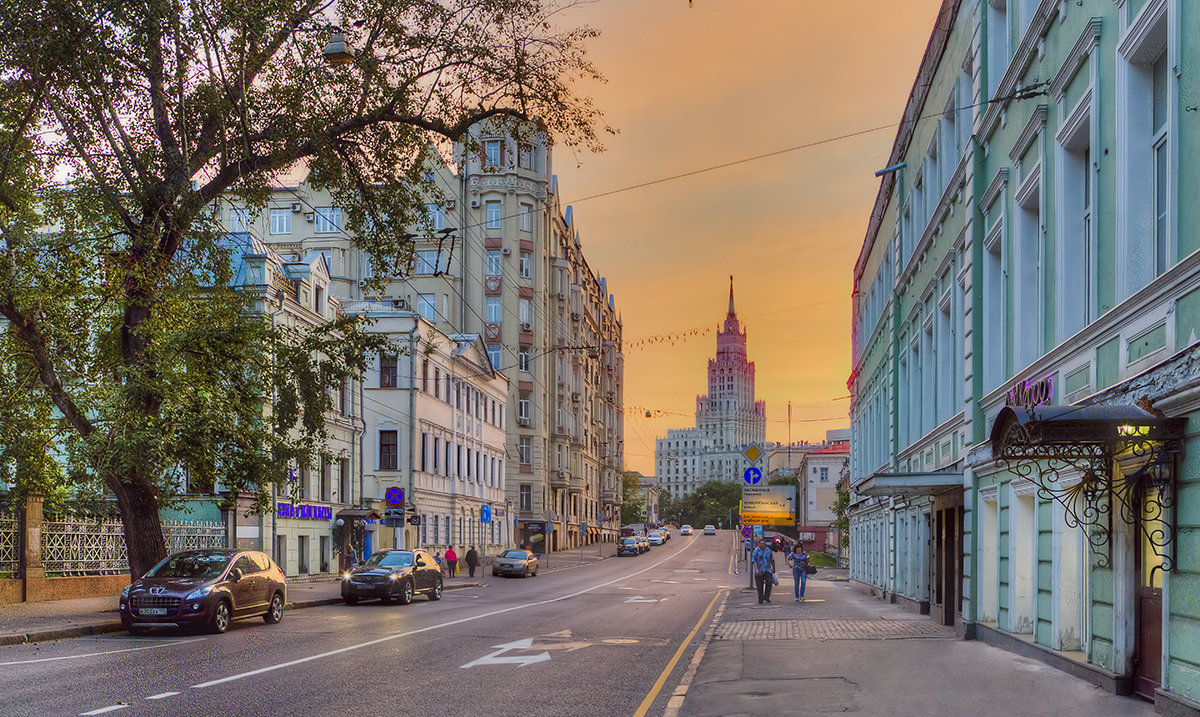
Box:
[0,532,738,717]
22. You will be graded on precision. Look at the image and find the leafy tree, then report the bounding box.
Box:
[0,0,607,576]
[832,488,850,550]
[619,471,644,526]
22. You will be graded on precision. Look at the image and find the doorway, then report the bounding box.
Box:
[1133,486,1164,700]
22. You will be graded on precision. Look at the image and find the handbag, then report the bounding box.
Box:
[806,564,817,575]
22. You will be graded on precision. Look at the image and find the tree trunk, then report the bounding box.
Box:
[108,470,168,578]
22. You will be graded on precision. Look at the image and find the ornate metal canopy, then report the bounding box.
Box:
[990,405,1185,572]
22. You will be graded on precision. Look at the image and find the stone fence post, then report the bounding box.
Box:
[21,493,44,601]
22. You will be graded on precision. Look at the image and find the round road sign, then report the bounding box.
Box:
[743,467,762,485]
[385,486,404,506]
[741,526,752,539]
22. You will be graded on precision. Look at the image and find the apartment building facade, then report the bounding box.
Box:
[225,123,624,555]
[849,0,1200,710]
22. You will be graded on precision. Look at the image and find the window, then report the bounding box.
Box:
[416,250,440,275]
[314,284,324,315]
[270,209,291,235]
[417,293,436,323]
[420,433,428,472]
[1014,169,1041,369]
[426,204,444,231]
[380,354,398,388]
[486,202,502,230]
[314,207,341,234]
[518,346,530,372]
[520,203,532,232]
[987,0,1009,97]
[520,484,532,511]
[519,252,532,279]
[518,394,531,422]
[983,208,1005,392]
[487,345,502,369]
[229,207,250,233]
[486,297,502,323]
[339,457,350,503]
[485,140,502,167]
[1152,51,1169,277]
[518,144,534,170]
[484,249,503,276]
[519,437,532,465]
[338,378,347,414]
[320,459,331,501]
[1058,111,1092,340]
[433,437,441,473]
[519,299,532,325]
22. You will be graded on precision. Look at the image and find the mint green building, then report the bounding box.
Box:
[849,0,1200,711]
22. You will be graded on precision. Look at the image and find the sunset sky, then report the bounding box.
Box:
[548,0,944,474]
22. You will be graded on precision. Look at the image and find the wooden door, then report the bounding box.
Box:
[1133,486,1163,700]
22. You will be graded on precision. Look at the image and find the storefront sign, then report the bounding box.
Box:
[1005,376,1053,408]
[741,485,796,526]
[276,502,334,521]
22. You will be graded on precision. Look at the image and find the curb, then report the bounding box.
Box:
[0,582,483,647]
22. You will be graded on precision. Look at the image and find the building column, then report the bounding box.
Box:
[21,493,45,602]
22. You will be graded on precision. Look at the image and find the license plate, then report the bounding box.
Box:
[352,583,375,590]
[140,607,168,616]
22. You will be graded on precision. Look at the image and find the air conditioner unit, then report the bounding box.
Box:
[557,469,567,478]
[521,322,532,331]
[470,198,480,208]
[445,198,456,209]
[290,202,303,213]
[501,247,512,256]
[304,212,315,223]
[572,392,581,401]
[391,299,409,309]
[571,312,581,320]
[518,417,531,427]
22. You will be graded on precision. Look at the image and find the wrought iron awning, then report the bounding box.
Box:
[990,405,1185,572]
[854,471,963,497]
[336,507,382,521]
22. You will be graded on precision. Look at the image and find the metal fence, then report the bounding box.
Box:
[40,517,226,575]
[0,512,19,575]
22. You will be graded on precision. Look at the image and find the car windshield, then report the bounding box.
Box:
[144,552,232,579]
[621,538,637,544]
[500,550,529,559]
[364,552,413,567]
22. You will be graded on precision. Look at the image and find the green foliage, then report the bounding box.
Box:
[832,489,850,549]
[619,471,644,525]
[810,551,838,568]
[660,480,742,528]
[0,0,607,573]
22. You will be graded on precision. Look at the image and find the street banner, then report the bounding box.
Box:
[741,485,796,525]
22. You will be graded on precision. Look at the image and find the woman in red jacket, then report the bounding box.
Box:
[445,546,458,577]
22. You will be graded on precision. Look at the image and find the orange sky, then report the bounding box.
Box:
[549,0,944,473]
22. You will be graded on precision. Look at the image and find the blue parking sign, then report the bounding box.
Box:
[481,505,492,523]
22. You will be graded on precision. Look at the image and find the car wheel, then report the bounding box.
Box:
[397,579,414,605]
[343,596,358,606]
[209,600,231,634]
[263,592,284,624]
[428,578,443,601]
[532,566,538,577]
[522,566,529,579]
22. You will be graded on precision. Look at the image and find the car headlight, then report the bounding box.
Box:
[388,573,398,581]
[185,585,216,601]
[121,585,131,599]
[342,572,353,581]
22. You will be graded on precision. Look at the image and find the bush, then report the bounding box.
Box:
[810,551,838,568]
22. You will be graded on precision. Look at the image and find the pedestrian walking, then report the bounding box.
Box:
[465,545,479,578]
[445,546,458,577]
[750,539,775,604]
[786,542,810,601]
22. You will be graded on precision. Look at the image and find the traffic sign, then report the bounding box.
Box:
[407,515,421,525]
[385,486,404,506]
[743,466,762,485]
[741,526,752,539]
[384,507,405,520]
[742,443,763,463]
[481,505,492,523]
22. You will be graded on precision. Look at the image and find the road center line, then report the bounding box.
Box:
[0,638,206,665]
[191,541,699,690]
[145,692,180,700]
[78,705,128,715]
[632,590,725,717]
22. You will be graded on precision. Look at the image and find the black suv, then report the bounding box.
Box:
[341,549,444,605]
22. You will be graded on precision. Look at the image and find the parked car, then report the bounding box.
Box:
[703,525,717,535]
[341,549,444,605]
[493,549,539,578]
[659,527,671,540]
[680,525,693,536]
[648,532,664,546]
[618,537,640,557]
[120,549,286,635]
[637,536,650,553]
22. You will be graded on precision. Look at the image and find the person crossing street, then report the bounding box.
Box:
[750,539,775,604]
[786,542,810,601]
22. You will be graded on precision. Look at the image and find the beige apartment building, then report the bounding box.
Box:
[222,123,624,554]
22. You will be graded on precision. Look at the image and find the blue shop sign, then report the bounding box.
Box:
[277,502,334,521]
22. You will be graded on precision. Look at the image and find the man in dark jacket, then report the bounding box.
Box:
[465,545,480,578]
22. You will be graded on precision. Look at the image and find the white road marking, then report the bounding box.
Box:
[79,705,128,715]
[145,692,179,700]
[0,638,205,665]
[459,638,552,668]
[191,540,700,689]
[624,596,661,603]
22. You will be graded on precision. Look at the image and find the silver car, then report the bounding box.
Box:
[492,549,539,578]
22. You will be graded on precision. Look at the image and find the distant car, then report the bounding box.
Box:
[703,525,717,535]
[341,549,444,605]
[493,549,539,578]
[637,536,650,553]
[618,538,640,557]
[647,532,664,546]
[120,549,286,635]
[660,528,671,540]
[770,535,789,552]
[680,525,693,536]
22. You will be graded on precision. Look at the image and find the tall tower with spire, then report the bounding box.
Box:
[655,278,767,499]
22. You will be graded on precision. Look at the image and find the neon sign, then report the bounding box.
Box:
[1005,376,1053,408]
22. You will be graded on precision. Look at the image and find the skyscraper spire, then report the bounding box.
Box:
[728,275,735,317]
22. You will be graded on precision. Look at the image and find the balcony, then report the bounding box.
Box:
[551,470,570,489]
[568,476,584,494]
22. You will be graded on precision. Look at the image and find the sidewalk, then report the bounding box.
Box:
[670,572,1154,717]
[0,575,482,647]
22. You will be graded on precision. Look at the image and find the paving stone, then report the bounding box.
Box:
[714,618,955,641]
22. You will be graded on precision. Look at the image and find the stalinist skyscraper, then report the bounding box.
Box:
[656,277,767,498]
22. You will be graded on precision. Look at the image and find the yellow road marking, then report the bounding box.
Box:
[632,590,724,717]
